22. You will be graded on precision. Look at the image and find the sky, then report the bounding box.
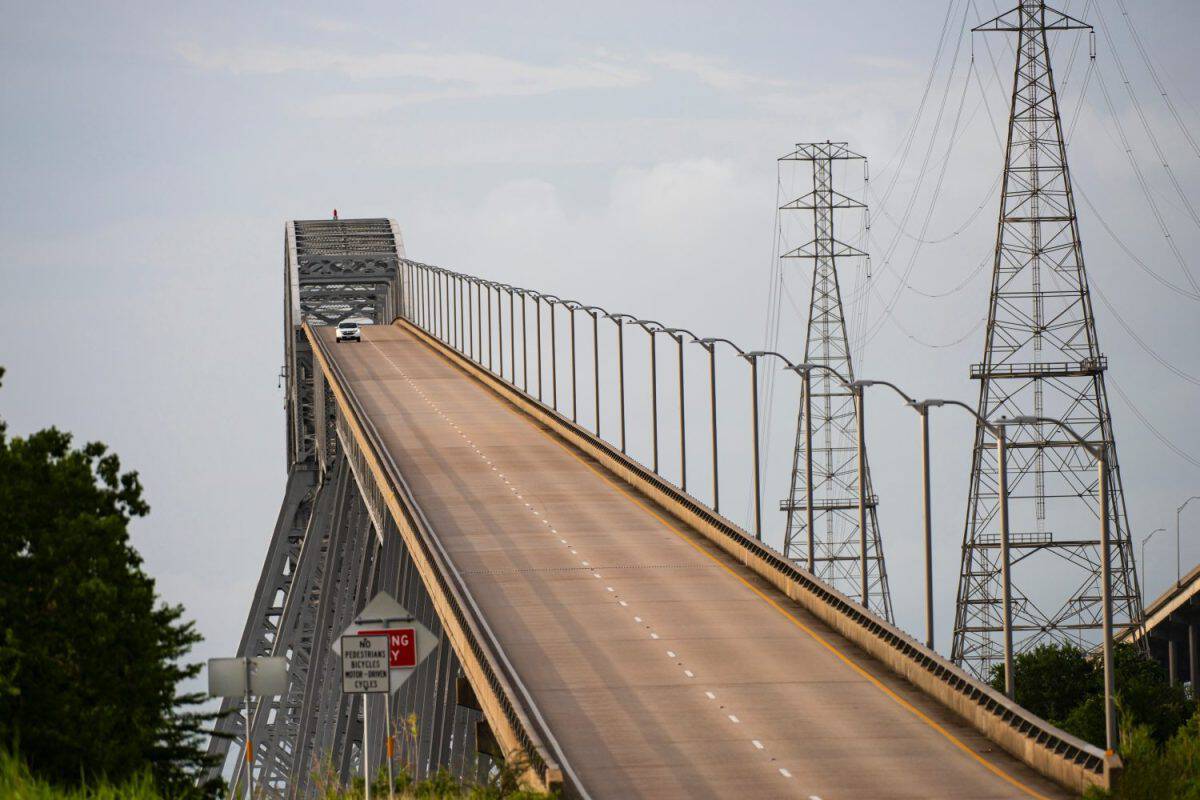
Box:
[1,0,1199,675]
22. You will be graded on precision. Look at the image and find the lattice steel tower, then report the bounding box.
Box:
[780,141,893,622]
[952,2,1142,677]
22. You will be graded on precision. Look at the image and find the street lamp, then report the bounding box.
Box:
[1003,414,1118,754]
[1178,496,1200,587]
[697,337,746,517]
[901,398,1006,659]
[1141,528,1166,588]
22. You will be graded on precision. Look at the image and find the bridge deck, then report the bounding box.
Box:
[319,323,1070,800]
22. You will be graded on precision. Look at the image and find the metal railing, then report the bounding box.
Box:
[393,258,1113,789]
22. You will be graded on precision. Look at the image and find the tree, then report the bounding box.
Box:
[0,367,217,795]
[991,641,1194,748]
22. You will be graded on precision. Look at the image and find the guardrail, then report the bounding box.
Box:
[390,258,1117,794]
[306,323,581,797]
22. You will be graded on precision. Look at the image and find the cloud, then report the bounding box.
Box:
[647,51,790,91]
[175,43,646,104]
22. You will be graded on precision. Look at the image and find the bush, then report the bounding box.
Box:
[990,643,1194,748]
[1085,708,1200,799]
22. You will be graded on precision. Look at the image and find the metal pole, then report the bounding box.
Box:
[618,319,627,452]
[650,331,659,473]
[243,657,254,800]
[855,386,869,610]
[385,691,395,800]
[550,304,558,410]
[536,299,543,402]
[363,694,371,800]
[1099,453,1116,752]
[1178,497,1200,587]
[804,370,814,573]
[997,427,1015,699]
[708,345,719,513]
[476,281,482,363]
[521,293,529,392]
[487,284,494,371]
[677,334,686,492]
[510,289,516,382]
[750,357,762,540]
[921,407,934,651]
[463,281,472,359]
[592,312,601,436]
[570,307,578,422]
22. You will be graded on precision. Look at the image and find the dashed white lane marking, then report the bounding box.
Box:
[367,336,799,788]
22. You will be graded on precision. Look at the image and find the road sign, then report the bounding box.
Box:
[341,634,390,694]
[207,656,288,698]
[331,591,438,691]
[357,628,417,668]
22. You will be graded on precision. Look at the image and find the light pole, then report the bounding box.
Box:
[632,320,665,475]
[1141,528,1166,589]
[666,327,697,493]
[742,352,853,550]
[899,399,1007,667]
[1005,414,1117,753]
[698,338,746,517]
[1178,497,1200,587]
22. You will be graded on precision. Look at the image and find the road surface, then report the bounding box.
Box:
[318,322,1072,800]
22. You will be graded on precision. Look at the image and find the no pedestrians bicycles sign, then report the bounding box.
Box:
[340,634,390,694]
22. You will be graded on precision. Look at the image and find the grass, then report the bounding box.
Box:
[0,749,164,799]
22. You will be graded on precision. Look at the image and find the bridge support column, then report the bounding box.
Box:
[1169,638,1179,686]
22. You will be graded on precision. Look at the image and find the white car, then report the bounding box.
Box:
[335,320,361,342]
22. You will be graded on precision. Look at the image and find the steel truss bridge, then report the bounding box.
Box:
[205,218,1114,798]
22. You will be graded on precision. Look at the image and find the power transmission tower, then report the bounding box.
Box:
[780,141,893,622]
[952,1,1143,677]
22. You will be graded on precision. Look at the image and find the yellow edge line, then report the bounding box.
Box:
[398,321,1058,800]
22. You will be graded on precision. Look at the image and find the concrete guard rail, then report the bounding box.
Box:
[306,323,575,796]
[389,316,1116,795]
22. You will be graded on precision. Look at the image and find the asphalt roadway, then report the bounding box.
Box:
[319,323,1073,800]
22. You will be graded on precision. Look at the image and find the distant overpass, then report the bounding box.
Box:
[208,218,1114,798]
[1118,564,1200,687]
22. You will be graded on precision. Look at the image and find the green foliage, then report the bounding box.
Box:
[990,643,1194,748]
[1084,707,1200,799]
[0,367,216,795]
[0,748,164,799]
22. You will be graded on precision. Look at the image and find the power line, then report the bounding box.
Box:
[1114,0,1200,161]
[1109,376,1200,471]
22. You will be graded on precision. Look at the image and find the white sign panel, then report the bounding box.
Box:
[207,656,288,698]
[341,634,389,694]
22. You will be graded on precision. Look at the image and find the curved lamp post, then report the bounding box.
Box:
[1003,414,1118,754]
[1179,497,1200,587]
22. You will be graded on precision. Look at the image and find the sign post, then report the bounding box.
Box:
[341,633,389,800]
[207,655,288,800]
[335,592,437,800]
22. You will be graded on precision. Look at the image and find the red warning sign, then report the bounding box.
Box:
[358,628,416,668]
